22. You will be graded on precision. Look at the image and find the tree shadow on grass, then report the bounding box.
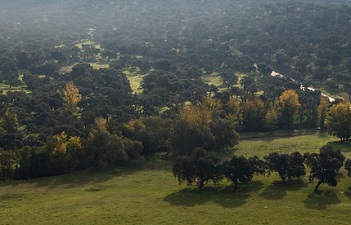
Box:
[259,179,307,200]
[0,156,172,189]
[303,190,340,210]
[164,181,264,208]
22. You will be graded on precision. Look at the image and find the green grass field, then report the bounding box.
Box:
[1,133,351,224]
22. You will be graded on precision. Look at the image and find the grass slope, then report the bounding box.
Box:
[1,133,351,225]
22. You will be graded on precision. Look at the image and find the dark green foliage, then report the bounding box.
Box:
[222,156,254,190]
[264,152,305,182]
[209,119,239,151]
[304,145,345,192]
[122,117,172,154]
[0,149,18,180]
[85,131,128,168]
[345,158,351,177]
[172,148,222,189]
[171,120,215,155]
[3,0,351,182]
[248,156,267,176]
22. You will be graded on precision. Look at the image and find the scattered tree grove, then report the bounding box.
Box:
[173,145,351,193]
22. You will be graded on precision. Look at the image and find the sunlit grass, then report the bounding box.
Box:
[0,83,31,94]
[236,132,339,158]
[127,75,144,94]
[75,39,94,49]
[90,62,110,69]
[202,73,225,91]
[123,67,147,94]
[1,134,351,224]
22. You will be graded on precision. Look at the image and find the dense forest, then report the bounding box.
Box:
[1,0,351,181]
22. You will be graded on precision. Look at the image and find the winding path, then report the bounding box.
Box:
[270,70,335,102]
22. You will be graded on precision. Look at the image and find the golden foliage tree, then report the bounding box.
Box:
[317,96,330,130]
[278,89,301,129]
[89,117,108,138]
[63,81,81,112]
[180,96,222,126]
[325,102,351,141]
[265,101,279,131]
[53,131,68,155]
[51,131,83,173]
[94,117,107,133]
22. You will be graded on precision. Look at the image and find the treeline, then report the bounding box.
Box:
[1,82,351,180]
[173,145,351,192]
[0,92,241,180]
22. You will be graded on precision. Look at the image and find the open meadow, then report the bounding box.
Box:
[1,133,351,225]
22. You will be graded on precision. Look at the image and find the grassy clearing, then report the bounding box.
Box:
[0,83,31,95]
[90,62,110,69]
[123,67,147,94]
[127,75,144,94]
[1,134,351,224]
[75,40,94,49]
[202,73,225,90]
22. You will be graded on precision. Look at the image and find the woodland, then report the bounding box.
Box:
[1,0,351,193]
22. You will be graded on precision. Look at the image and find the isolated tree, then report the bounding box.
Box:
[325,102,351,141]
[264,152,305,182]
[63,81,81,112]
[278,89,301,129]
[304,145,345,192]
[172,147,222,189]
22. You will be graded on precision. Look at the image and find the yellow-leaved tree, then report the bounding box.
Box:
[317,96,330,130]
[51,131,84,173]
[278,89,301,129]
[265,101,279,131]
[325,102,351,141]
[63,81,81,112]
[180,96,222,126]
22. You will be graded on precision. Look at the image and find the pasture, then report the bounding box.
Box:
[1,133,351,225]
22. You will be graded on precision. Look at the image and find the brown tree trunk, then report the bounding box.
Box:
[314,180,323,192]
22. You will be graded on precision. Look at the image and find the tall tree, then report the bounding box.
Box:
[278,89,301,129]
[317,96,330,131]
[325,102,351,141]
[63,81,81,112]
[242,97,266,131]
[265,101,279,131]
